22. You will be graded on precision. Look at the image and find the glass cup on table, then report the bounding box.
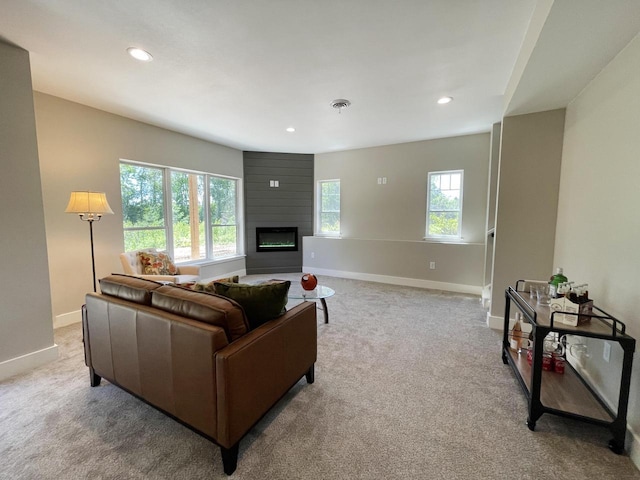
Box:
[535,283,551,306]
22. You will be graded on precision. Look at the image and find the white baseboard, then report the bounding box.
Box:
[303,266,482,296]
[487,314,504,329]
[629,427,640,469]
[54,310,82,329]
[229,268,247,278]
[481,284,491,308]
[487,313,533,335]
[0,344,59,382]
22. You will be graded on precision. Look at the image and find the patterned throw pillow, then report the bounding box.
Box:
[137,251,178,276]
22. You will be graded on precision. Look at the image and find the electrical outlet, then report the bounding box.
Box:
[429,261,436,270]
[382,177,387,184]
[603,342,611,362]
[311,252,315,259]
[377,177,382,185]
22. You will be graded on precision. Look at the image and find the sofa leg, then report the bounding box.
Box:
[305,364,315,384]
[220,443,239,475]
[89,368,101,387]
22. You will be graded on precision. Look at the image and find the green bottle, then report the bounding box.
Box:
[549,267,568,298]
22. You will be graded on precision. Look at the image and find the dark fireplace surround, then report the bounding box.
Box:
[256,227,298,252]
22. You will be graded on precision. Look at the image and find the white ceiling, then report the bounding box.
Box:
[505,0,640,116]
[2,1,538,153]
[4,1,640,154]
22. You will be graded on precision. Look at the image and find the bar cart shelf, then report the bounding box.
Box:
[502,281,635,454]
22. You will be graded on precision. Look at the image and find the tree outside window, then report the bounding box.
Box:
[426,170,463,238]
[318,180,340,235]
[120,163,167,251]
[210,176,237,258]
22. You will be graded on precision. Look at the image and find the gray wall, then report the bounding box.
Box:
[554,31,640,450]
[243,152,313,274]
[0,42,56,376]
[489,109,565,321]
[306,133,489,291]
[34,93,244,322]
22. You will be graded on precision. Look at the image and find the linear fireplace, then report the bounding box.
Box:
[256,227,298,252]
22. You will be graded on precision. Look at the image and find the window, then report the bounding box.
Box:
[120,161,242,262]
[120,163,167,251]
[210,176,238,257]
[318,179,340,235]
[426,170,463,239]
[171,171,205,262]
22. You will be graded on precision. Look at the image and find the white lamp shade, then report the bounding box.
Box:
[65,191,114,215]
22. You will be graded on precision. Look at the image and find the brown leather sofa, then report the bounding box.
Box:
[82,274,317,475]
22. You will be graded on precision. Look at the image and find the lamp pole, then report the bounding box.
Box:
[80,213,102,292]
[89,218,96,292]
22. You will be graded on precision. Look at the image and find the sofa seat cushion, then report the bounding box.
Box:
[213,281,291,330]
[99,274,163,305]
[152,285,249,342]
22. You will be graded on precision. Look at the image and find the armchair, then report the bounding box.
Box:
[119,248,200,283]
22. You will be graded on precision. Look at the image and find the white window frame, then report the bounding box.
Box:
[426,169,463,240]
[317,179,341,236]
[120,160,244,263]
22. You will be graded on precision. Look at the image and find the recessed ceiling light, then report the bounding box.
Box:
[127,47,153,62]
[437,96,453,105]
[286,127,296,133]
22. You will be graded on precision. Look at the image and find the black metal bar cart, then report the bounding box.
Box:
[502,280,635,454]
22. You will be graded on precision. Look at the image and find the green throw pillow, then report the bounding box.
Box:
[214,280,290,330]
[193,275,239,293]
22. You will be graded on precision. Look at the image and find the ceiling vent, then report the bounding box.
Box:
[330,99,351,113]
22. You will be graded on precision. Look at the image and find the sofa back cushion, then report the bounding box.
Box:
[99,274,163,305]
[152,285,249,342]
[213,280,291,330]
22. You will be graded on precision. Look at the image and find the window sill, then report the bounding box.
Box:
[307,236,483,246]
[314,234,342,239]
[422,237,480,245]
[177,255,246,267]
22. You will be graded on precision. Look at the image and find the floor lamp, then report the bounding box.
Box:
[65,191,114,292]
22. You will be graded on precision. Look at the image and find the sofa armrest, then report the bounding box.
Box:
[215,302,317,447]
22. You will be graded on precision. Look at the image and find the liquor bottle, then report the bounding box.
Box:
[576,285,590,303]
[510,312,523,352]
[568,286,578,303]
[556,283,568,297]
[549,268,568,298]
[581,284,589,301]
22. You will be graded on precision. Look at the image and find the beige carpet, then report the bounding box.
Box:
[1,274,639,479]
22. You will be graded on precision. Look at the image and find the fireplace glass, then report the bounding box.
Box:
[256,227,298,252]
